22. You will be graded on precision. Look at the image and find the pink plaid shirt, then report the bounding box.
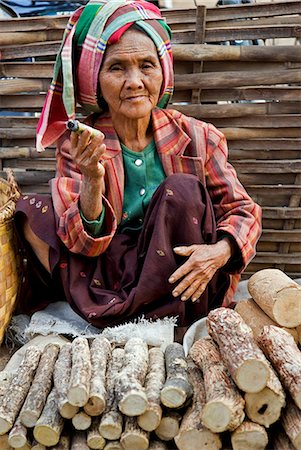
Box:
[52,108,262,304]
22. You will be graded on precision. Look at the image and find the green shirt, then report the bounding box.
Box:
[81,139,166,236]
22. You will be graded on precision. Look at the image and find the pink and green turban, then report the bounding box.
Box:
[36,0,174,152]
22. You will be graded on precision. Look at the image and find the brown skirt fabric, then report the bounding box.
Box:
[15,173,230,328]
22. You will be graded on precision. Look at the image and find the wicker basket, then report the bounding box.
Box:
[0,170,21,344]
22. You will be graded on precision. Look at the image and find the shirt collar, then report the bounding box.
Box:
[92,108,191,160]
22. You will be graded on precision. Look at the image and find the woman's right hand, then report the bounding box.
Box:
[70,129,106,180]
[70,129,106,221]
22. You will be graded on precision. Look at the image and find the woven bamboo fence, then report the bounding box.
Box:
[0,0,300,278]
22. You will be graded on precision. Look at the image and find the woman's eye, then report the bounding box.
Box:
[110,65,122,71]
[142,63,153,70]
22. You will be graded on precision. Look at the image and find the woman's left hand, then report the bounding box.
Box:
[168,239,232,302]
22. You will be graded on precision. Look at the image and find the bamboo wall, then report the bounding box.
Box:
[0,1,301,278]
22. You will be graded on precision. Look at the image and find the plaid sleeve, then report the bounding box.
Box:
[51,133,117,256]
[205,123,262,273]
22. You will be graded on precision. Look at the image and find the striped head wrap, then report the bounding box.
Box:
[36,0,174,152]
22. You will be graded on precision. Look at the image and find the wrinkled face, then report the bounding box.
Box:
[98,29,163,121]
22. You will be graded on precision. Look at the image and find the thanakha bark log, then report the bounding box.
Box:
[155,411,181,441]
[87,418,106,450]
[138,347,165,432]
[72,410,92,431]
[0,346,41,434]
[248,269,301,328]
[99,348,124,440]
[50,430,71,450]
[160,343,192,408]
[174,358,222,450]
[33,387,64,447]
[84,336,111,416]
[71,431,89,450]
[235,298,298,343]
[8,416,28,448]
[231,420,268,450]
[20,343,60,427]
[189,336,245,432]
[244,361,285,427]
[103,442,123,450]
[281,399,301,450]
[258,325,301,409]
[120,416,149,450]
[54,343,79,419]
[207,308,270,393]
[116,338,149,416]
[68,337,91,408]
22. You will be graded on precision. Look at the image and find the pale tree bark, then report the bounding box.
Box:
[138,347,165,432]
[174,358,222,450]
[68,337,91,408]
[248,269,301,328]
[281,399,301,450]
[20,343,60,427]
[99,348,124,440]
[71,431,89,450]
[84,336,111,416]
[54,343,79,419]
[115,338,149,416]
[33,387,64,447]
[0,346,41,434]
[189,336,245,432]
[258,325,301,408]
[160,343,192,408]
[120,416,149,450]
[273,427,296,450]
[207,308,270,393]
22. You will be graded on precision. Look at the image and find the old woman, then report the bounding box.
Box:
[15,0,261,336]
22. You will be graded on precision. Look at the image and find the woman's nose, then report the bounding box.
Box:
[125,68,144,89]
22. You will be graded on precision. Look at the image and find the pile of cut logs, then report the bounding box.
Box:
[0,268,300,450]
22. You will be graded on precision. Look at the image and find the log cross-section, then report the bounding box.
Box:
[33,387,64,447]
[207,307,270,393]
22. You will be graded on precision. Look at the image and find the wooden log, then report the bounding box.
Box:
[155,411,181,441]
[231,420,268,450]
[68,337,91,407]
[282,399,301,450]
[84,336,111,416]
[120,417,149,450]
[174,358,222,450]
[273,427,295,450]
[244,361,286,428]
[0,346,41,434]
[71,432,89,450]
[31,441,47,450]
[54,343,79,419]
[33,387,64,447]
[103,442,123,450]
[8,416,28,448]
[207,308,270,393]
[72,410,92,431]
[258,325,301,409]
[248,269,301,328]
[19,343,59,427]
[87,419,106,450]
[99,348,124,440]
[115,338,149,416]
[160,343,192,408]
[50,430,71,450]
[189,336,245,432]
[137,347,165,432]
[235,299,299,343]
